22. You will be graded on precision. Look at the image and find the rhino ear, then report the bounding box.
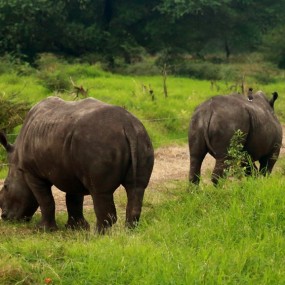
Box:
[0,132,13,152]
[269,92,278,109]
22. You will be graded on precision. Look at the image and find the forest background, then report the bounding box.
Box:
[0,0,285,70]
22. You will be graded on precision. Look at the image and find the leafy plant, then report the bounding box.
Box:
[0,93,29,133]
[0,93,29,167]
[225,129,255,179]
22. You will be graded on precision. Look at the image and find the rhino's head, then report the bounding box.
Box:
[0,133,38,221]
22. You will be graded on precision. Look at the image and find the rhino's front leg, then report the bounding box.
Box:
[25,174,58,231]
[65,192,90,230]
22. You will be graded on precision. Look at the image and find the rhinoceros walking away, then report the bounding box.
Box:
[0,97,154,233]
[188,91,282,185]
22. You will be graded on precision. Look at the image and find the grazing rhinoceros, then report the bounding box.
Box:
[0,97,154,233]
[188,91,282,185]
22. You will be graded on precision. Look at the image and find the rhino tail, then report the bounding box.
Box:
[0,132,13,152]
[203,105,216,156]
[124,124,138,188]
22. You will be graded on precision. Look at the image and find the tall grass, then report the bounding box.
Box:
[1,176,285,284]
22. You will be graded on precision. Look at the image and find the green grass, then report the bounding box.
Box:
[1,60,284,146]
[0,63,227,150]
[1,176,285,284]
[1,59,285,284]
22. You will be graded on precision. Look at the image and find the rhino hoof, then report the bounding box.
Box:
[65,219,90,231]
[36,222,58,232]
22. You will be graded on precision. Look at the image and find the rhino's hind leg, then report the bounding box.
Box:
[212,158,226,185]
[259,154,278,176]
[189,155,206,185]
[92,193,117,234]
[124,186,145,229]
[65,192,90,230]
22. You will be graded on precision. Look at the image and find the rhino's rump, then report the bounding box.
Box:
[191,94,282,161]
[16,97,135,193]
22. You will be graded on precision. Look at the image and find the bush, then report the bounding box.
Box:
[155,48,186,74]
[0,54,34,76]
[176,61,222,80]
[225,129,255,179]
[0,93,29,165]
[0,94,29,133]
[117,59,161,76]
[35,54,71,92]
[37,70,71,92]
[262,25,285,69]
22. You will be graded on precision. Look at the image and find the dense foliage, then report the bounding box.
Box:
[0,0,285,66]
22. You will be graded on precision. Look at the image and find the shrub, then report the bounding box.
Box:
[37,70,71,92]
[35,53,71,92]
[225,129,255,179]
[176,61,222,80]
[0,54,34,76]
[0,94,29,133]
[0,93,29,166]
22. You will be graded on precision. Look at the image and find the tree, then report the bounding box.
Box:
[262,25,285,68]
[0,0,105,58]
[152,0,285,58]
[0,0,285,63]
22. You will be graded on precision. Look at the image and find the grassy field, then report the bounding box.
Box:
[2,175,285,284]
[2,56,285,146]
[1,59,285,284]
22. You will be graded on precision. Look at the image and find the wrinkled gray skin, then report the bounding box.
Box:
[189,91,282,185]
[0,97,154,233]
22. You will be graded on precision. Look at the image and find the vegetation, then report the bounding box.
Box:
[0,1,285,283]
[225,129,256,180]
[0,55,285,171]
[0,93,29,133]
[0,57,285,284]
[0,1,285,68]
[2,175,285,284]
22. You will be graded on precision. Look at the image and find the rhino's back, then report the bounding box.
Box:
[191,94,251,136]
[24,96,108,126]
[19,96,140,140]
[193,93,277,134]
[16,97,145,190]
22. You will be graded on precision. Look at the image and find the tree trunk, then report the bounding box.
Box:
[225,40,230,60]
[103,0,113,28]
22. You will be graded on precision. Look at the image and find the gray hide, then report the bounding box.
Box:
[188,91,282,185]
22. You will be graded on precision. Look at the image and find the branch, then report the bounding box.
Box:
[70,77,89,99]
